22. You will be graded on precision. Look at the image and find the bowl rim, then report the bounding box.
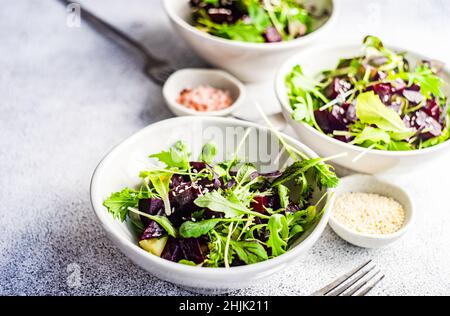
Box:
[162,68,246,116]
[275,43,450,157]
[90,116,334,279]
[162,0,338,51]
[328,174,415,241]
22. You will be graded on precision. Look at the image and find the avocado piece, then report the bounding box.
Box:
[139,236,168,256]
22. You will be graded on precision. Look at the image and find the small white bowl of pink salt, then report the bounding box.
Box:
[163,68,245,117]
[329,174,414,248]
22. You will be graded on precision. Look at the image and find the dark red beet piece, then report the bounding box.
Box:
[314,109,347,134]
[371,83,394,104]
[423,99,440,121]
[403,89,424,105]
[138,198,164,226]
[342,103,357,123]
[411,110,442,140]
[207,7,234,23]
[189,161,207,173]
[140,221,165,240]
[161,237,184,262]
[251,195,280,214]
[179,238,208,264]
[169,182,203,226]
[264,26,282,43]
[325,78,351,100]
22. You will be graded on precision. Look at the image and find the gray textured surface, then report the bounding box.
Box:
[1,0,450,296]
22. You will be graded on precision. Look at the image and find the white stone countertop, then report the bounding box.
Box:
[1,0,449,295]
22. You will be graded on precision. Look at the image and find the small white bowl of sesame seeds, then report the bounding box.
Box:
[328,174,414,248]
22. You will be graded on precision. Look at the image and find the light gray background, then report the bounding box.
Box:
[1,0,450,296]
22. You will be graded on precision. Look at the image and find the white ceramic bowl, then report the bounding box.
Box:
[163,68,245,117]
[275,44,450,174]
[328,175,414,248]
[90,116,334,293]
[163,0,337,82]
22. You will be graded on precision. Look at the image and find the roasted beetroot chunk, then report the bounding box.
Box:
[161,237,184,262]
[411,110,442,140]
[179,238,208,264]
[325,78,351,100]
[140,221,165,240]
[314,109,347,134]
[251,195,280,214]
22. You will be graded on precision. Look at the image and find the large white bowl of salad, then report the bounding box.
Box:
[276,36,450,174]
[163,0,337,82]
[90,116,338,293]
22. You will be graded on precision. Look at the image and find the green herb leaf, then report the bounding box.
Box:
[267,214,289,256]
[277,184,290,209]
[128,207,177,238]
[103,188,150,222]
[179,219,222,238]
[145,171,172,216]
[194,190,268,219]
[356,91,414,138]
[231,240,268,265]
[235,163,257,186]
[150,141,190,170]
[199,142,217,164]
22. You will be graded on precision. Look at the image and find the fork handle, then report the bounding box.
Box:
[58,0,164,65]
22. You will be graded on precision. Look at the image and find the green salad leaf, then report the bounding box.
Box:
[267,214,289,256]
[356,91,414,138]
[231,240,268,264]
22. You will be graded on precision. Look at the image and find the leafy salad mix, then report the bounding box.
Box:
[285,36,449,151]
[103,134,338,267]
[190,0,329,43]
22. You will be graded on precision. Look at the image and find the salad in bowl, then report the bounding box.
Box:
[103,139,337,268]
[91,117,337,292]
[190,0,330,43]
[284,36,449,151]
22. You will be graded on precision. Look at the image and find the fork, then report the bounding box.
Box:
[311,260,385,296]
[58,0,176,85]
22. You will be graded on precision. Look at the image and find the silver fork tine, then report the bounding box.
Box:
[326,264,375,296]
[355,272,385,296]
[310,260,372,296]
[343,269,381,296]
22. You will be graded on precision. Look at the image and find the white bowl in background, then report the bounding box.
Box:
[328,175,414,248]
[275,44,450,174]
[163,0,337,83]
[90,116,335,293]
[163,68,245,117]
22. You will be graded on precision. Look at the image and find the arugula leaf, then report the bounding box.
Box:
[277,184,290,209]
[288,224,304,239]
[231,240,268,265]
[179,219,222,238]
[150,141,190,170]
[194,190,268,219]
[145,171,172,216]
[103,188,151,222]
[356,92,414,138]
[267,214,289,256]
[272,157,338,189]
[128,207,177,237]
[199,142,217,164]
[235,163,257,187]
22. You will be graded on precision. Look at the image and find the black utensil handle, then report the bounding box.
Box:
[59,0,163,64]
